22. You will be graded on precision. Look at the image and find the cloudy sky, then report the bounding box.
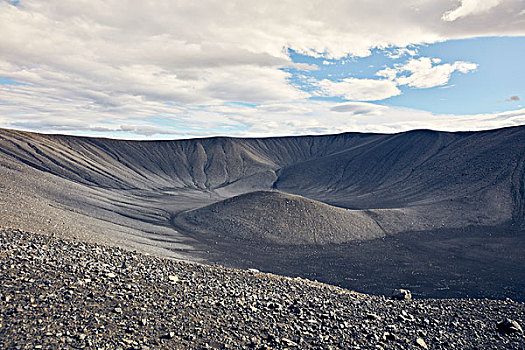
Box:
[0,0,524,139]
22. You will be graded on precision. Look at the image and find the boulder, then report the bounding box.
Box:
[391,289,412,301]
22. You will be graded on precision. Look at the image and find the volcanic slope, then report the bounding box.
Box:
[174,191,385,245]
[0,128,389,258]
[275,127,525,232]
[1,126,524,248]
[1,126,525,298]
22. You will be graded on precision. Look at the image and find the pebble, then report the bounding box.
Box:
[383,332,397,341]
[281,337,298,347]
[415,337,428,349]
[161,332,175,339]
[366,313,381,320]
[497,319,523,334]
[168,275,179,282]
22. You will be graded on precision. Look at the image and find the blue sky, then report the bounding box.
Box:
[0,0,524,139]
[286,37,524,115]
[0,78,23,85]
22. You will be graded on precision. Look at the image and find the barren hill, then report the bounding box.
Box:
[174,191,384,244]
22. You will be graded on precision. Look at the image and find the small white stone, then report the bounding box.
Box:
[416,337,428,349]
[168,275,179,282]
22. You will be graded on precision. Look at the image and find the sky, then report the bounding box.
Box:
[0,0,524,139]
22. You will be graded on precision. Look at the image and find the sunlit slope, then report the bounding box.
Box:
[174,191,385,244]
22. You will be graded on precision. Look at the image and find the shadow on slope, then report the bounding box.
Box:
[196,224,525,301]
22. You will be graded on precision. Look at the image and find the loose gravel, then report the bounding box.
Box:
[1,228,523,349]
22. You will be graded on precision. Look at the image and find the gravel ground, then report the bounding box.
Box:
[1,227,524,349]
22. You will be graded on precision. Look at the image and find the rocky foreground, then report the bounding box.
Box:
[0,228,523,349]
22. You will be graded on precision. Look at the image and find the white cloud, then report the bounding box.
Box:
[386,47,418,59]
[330,102,387,115]
[316,78,401,101]
[0,0,523,138]
[377,57,478,89]
[3,81,523,139]
[289,62,319,71]
[376,67,399,81]
[442,0,503,21]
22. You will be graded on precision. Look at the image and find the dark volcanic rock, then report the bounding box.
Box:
[497,319,524,334]
[392,289,412,300]
[1,228,524,349]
